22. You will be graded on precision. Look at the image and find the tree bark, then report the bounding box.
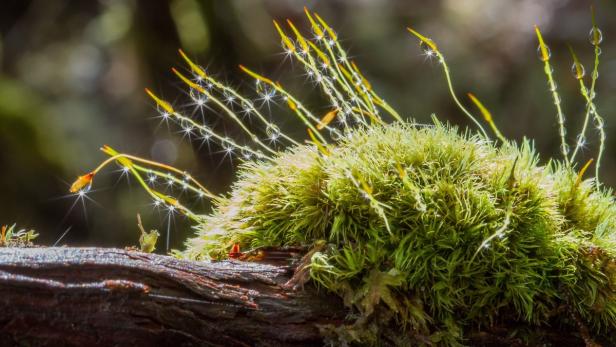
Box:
[0,247,604,347]
[0,247,344,346]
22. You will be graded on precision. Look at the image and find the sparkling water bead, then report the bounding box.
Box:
[589,27,603,45]
[266,124,281,140]
[571,62,585,80]
[560,143,570,156]
[240,148,252,160]
[537,44,551,62]
[221,139,234,153]
[419,40,437,59]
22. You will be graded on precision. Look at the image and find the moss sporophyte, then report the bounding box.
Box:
[70,7,615,346]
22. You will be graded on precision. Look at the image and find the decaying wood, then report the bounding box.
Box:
[0,247,344,346]
[0,247,604,346]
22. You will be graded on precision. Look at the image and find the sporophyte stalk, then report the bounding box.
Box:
[69,7,615,346]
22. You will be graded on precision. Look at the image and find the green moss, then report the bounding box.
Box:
[73,8,615,346]
[0,224,38,247]
[183,122,616,344]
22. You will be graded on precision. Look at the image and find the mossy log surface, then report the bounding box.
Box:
[0,247,599,346]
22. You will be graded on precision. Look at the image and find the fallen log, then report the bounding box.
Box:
[0,247,604,346]
[0,247,343,346]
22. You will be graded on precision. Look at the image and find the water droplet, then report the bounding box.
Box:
[419,41,437,59]
[571,62,585,80]
[222,139,234,153]
[576,134,586,147]
[553,94,561,105]
[330,128,344,141]
[240,148,252,160]
[589,27,603,45]
[560,143,570,155]
[549,82,558,92]
[537,44,551,62]
[199,129,211,139]
[266,124,281,140]
[591,70,599,80]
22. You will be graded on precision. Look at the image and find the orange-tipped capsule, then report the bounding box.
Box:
[70,172,94,193]
[144,88,175,115]
[317,109,339,130]
[229,243,242,259]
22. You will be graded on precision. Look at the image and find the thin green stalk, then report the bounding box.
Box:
[407,28,489,139]
[535,26,570,166]
[178,49,301,147]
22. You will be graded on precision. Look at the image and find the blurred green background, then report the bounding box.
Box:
[0,0,614,250]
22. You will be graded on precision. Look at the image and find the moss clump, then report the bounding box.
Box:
[183,122,616,345]
[0,224,37,247]
[71,8,615,346]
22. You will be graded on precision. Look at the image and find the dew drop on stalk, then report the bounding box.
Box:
[576,134,586,147]
[183,125,194,135]
[330,128,343,141]
[222,140,234,153]
[571,62,585,79]
[419,40,436,59]
[182,171,191,181]
[240,148,252,160]
[537,44,551,61]
[266,124,281,140]
[189,89,207,106]
[553,94,561,104]
[591,70,599,80]
[224,93,236,105]
[589,27,603,45]
[549,82,558,92]
[255,150,266,159]
[560,143,570,155]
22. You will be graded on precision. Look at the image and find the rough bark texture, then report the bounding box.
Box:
[0,247,606,347]
[0,247,344,346]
